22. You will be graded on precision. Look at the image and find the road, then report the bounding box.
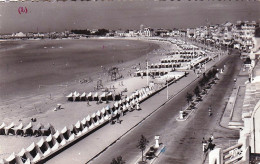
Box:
[90,51,241,164]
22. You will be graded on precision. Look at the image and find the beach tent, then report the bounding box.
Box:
[96,110,104,123]
[76,131,82,138]
[126,103,130,111]
[73,91,80,101]
[23,122,33,136]
[93,92,99,101]
[68,133,75,142]
[5,122,15,135]
[37,137,50,155]
[101,108,109,120]
[114,93,121,101]
[13,123,23,135]
[126,97,130,102]
[0,122,6,135]
[114,101,119,108]
[66,93,73,101]
[51,141,60,151]
[105,105,112,115]
[5,152,16,163]
[122,105,127,112]
[75,121,83,132]
[53,131,63,144]
[18,148,28,163]
[53,130,66,146]
[32,153,42,163]
[100,92,107,101]
[24,158,31,164]
[71,124,79,135]
[60,137,67,146]
[87,92,93,101]
[33,123,44,136]
[80,92,86,101]
[82,126,88,134]
[41,123,55,136]
[46,134,55,148]
[107,92,113,101]
[61,126,71,140]
[86,115,94,129]
[26,142,42,160]
[91,113,99,126]
[6,152,25,164]
[81,118,87,129]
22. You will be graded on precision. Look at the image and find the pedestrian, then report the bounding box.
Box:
[210,135,214,141]
[202,137,207,152]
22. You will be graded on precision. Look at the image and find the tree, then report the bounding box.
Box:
[193,86,200,97]
[110,156,125,164]
[95,29,109,36]
[137,135,149,162]
[186,92,193,105]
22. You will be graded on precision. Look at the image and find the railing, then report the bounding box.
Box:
[223,143,243,164]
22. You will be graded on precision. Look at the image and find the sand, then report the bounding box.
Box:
[0,37,175,158]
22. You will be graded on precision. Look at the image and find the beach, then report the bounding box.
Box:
[0,38,173,158]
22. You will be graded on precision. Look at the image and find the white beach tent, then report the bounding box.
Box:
[75,121,83,131]
[53,130,64,144]
[107,92,113,101]
[0,122,6,135]
[61,126,71,140]
[100,92,106,101]
[114,101,119,108]
[32,153,42,163]
[18,148,28,163]
[80,92,86,101]
[73,91,80,101]
[13,123,23,135]
[68,133,75,142]
[92,113,99,126]
[51,141,60,151]
[5,152,16,163]
[37,137,50,156]
[81,118,87,128]
[86,115,94,129]
[87,92,93,101]
[96,110,104,123]
[101,107,109,120]
[0,122,6,129]
[93,92,99,101]
[66,93,73,101]
[46,134,55,149]
[122,105,127,112]
[26,142,40,160]
[5,122,15,135]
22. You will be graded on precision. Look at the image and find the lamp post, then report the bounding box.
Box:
[146,61,149,86]
[166,78,169,100]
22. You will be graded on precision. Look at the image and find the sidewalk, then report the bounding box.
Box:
[220,66,248,129]
[46,50,229,164]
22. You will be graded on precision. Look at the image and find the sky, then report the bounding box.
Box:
[0,1,259,34]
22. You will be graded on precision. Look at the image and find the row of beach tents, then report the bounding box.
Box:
[0,122,55,137]
[66,91,121,102]
[1,86,155,164]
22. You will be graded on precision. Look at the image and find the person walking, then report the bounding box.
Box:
[202,137,207,152]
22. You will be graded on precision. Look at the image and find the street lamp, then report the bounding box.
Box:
[166,78,169,100]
